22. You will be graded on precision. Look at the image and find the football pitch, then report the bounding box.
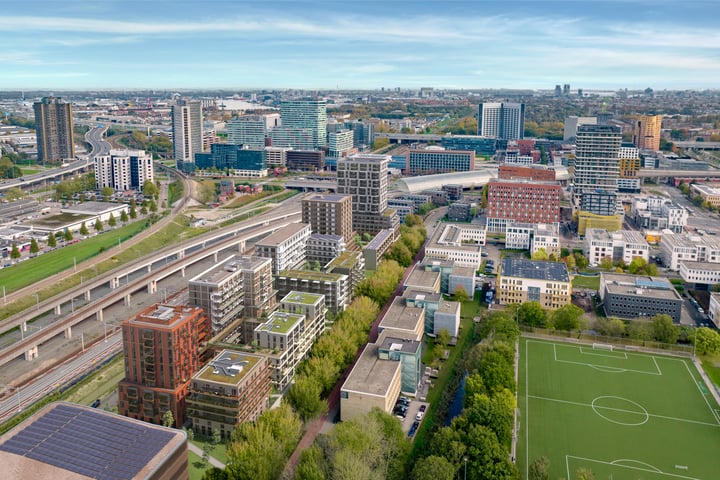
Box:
[518,338,720,480]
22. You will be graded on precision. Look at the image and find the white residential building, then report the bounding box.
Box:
[679,262,720,285]
[94,149,153,191]
[631,195,688,233]
[660,232,720,270]
[425,223,485,269]
[584,228,650,266]
[328,129,354,158]
[505,222,560,256]
[255,223,312,275]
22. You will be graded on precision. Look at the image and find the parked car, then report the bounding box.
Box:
[416,404,427,421]
[408,421,420,437]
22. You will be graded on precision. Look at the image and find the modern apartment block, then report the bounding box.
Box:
[193,144,267,176]
[583,228,650,266]
[580,190,620,216]
[337,153,399,235]
[255,223,312,275]
[486,179,561,232]
[187,350,271,439]
[563,115,597,141]
[660,232,720,270]
[405,148,475,175]
[573,124,622,200]
[478,102,525,140]
[227,116,267,148]
[326,250,366,294]
[33,96,74,163]
[599,273,681,322]
[254,292,326,390]
[172,99,203,169]
[306,233,346,266]
[275,269,350,315]
[94,149,154,191]
[328,129,355,158]
[425,223,485,269]
[188,255,276,332]
[301,194,354,243]
[440,135,497,155]
[505,222,560,256]
[363,228,400,270]
[497,258,571,309]
[280,99,327,148]
[118,304,210,427]
[633,114,662,151]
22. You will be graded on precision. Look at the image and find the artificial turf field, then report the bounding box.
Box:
[518,338,720,480]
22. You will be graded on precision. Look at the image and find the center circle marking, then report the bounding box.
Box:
[591,396,649,426]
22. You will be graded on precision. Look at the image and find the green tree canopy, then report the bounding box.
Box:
[411,456,456,480]
[10,243,21,259]
[79,222,89,236]
[518,301,547,328]
[551,304,584,331]
[47,233,56,248]
[652,314,679,344]
[694,327,720,355]
[29,238,39,254]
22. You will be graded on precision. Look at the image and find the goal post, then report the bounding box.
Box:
[592,343,614,352]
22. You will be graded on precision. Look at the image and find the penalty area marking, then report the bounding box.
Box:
[566,455,702,480]
[550,343,661,375]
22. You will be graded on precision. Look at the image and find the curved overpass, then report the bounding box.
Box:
[0,210,301,367]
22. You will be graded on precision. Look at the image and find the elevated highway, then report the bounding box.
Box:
[0,210,301,368]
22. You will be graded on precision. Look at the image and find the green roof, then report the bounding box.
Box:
[278,269,344,282]
[326,251,360,270]
[256,311,304,334]
[282,291,323,305]
[195,350,262,385]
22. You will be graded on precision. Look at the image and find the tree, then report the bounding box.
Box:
[47,233,56,248]
[411,456,456,480]
[120,210,129,223]
[161,410,174,428]
[79,222,89,236]
[373,137,390,150]
[201,468,229,480]
[454,285,470,303]
[529,456,550,480]
[64,229,73,241]
[101,186,114,201]
[518,301,547,328]
[531,248,549,261]
[694,327,720,355]
[594,317,626,337]
[552,304,584,332]
[142,179,159,198]
[286,375,326,421]
[140,205,148,215]
[627,321,653,342]
[211,428,222,446]
[149,200,158,213]
[94,218,103,231]
[652,314,679,344]
[574,253,589,270]
[108,213,117,227]
[10,243,20,260]
[29,238,39,255]
[129,206,137,219]
[436,329,451,349]
[599,256,614,271]
[3,187,24,201]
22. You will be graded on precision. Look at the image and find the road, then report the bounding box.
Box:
[84,125,111,157]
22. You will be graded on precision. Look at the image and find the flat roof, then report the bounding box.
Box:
[194,350,263,386]
[326,251,362,270]
[304,194,351,203]
[405,268,440,290]
[450,266,476,277]
[342,344,401,397]
[680,261,720,271]
[281,290,324,306]
[128,304,202,329]
[377,331,421,354]
[255,311,304,334]
[437,300,461,314]
[427,223,484,253]
[0,402,185,480]
[61,201,127,215]
[256,223,309,246]
[25,212,92,228]
[190,255,269,285]
[403,288,442,303]
[277,269,346,282]
[501,258,569,282]
[366,229,395,249]
[603,273,681,301]
[379,297,424,333]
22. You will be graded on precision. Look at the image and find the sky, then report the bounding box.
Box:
[2,0,720,91]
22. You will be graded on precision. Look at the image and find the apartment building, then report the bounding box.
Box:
[505,222,560,256]
[631,195,688,233]
[255,223,312,275]
[301,194,354,243]
[497,258,571,309]
[583,228,650,266]
[306,233,346,266]
[94,149,154,191]
[405,148,475,175]
[425,223,485,269]
[486,179,561,232]
[274,269,350,315]
[187,350,271,439]
[660,233,720,270]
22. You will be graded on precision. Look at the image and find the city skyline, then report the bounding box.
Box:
[2,1,720,91]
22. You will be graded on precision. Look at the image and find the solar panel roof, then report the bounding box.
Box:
[0,403,178,480]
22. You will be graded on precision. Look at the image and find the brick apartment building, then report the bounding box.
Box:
[485,179,562,232]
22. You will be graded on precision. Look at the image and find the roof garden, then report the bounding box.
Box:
[195,350,262,385]
[256,311,304,334]
[282,291,323,305]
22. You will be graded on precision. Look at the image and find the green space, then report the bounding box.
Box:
[20,167,42,175]
[519,338,720,480]
[190,437,229,465]
[571,274,601,290]
[62,355,124,405]
[188,451,210,480]
[701,358,720,387]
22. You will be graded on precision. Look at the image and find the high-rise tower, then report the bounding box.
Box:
[172,99,203,169]
[280,99,327,148]
[33,96,74,164]
[478,102,525,140]
[573,124,622,200]
[633,114,662,151]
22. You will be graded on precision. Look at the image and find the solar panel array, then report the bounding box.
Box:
[0,404,176,480]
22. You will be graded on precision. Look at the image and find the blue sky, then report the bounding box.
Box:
[2,0,719,91]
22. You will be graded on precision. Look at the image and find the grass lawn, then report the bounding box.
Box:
[188,451,211,480]
[63,355,125,406]
[190,437,229,465]
[571,274,600,290]
[518,338,720,480]
[701,357,720,387]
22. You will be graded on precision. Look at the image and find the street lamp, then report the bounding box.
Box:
[464,457,468,480]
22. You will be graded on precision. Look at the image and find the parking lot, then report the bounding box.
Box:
[393,397,428,439]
